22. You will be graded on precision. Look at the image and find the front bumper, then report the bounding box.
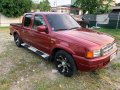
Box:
[73,48,117,71]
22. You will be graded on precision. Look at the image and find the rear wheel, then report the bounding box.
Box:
[55,50,77,77]
[14,34,22,47]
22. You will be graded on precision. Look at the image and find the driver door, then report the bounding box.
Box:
[30,15,51,54]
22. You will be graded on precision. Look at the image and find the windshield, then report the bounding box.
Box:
[46,14,81,31]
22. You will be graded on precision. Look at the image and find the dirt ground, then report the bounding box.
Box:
[0,28,120,90]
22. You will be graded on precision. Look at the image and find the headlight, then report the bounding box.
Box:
[93,50,101,57]
[86,49,101,58]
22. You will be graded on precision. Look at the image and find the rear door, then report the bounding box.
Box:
[21,14,32,44]
[30,15,51,54]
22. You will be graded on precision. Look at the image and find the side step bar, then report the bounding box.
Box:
[21,43,49,60]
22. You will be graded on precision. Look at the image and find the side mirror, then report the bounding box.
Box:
[37,26,47,32]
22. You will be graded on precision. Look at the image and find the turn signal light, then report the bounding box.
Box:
[86,51,93,58]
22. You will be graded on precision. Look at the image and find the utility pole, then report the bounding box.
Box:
[116,12,120,30]
[54,0,57,7]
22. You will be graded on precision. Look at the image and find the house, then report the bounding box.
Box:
[51,0,82,15]
[55,4,81,15]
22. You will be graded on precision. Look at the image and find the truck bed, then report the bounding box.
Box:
[10,23,22,27]
[10,23,22,35]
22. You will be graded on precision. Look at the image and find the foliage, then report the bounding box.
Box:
[97,0,112,14]
[74,0,112,14]
[99,28,120,40]
[0,0,32,17]
[32,3,39,12]
[38,0,51,11]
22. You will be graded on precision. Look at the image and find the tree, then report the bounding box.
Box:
[38,0,51,11]
[97,0,112,14]
[0,0,32,17]
[32,3,39,12]
[74,0,112,14]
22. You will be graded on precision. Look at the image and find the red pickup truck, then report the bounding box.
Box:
[10,12,117,77]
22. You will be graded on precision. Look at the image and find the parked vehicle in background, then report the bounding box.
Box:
[10,12,117,77]
[71,15,89,28]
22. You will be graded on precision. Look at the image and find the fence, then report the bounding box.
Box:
[0,13,23,27]
[83,13,120,29]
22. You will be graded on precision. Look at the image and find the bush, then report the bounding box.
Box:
[0,0,32,17]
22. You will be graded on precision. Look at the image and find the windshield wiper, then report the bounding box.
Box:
[54,27,80,31]
[55,28,68,31]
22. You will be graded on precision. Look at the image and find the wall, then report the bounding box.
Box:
[56,7,70,14]
[0,13,23,27]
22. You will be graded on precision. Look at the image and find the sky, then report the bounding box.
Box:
[116,0,120,3]
[33,0,120,7]
[33,0,71,7]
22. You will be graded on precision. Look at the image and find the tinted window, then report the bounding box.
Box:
[24,14,32,27]
[33,15,46,30]
[46,14,81,31]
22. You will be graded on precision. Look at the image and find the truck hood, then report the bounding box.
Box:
[55,28,114,48]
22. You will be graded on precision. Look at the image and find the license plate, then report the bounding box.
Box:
[110,52,117,61]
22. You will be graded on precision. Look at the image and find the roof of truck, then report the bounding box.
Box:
[25,12,65,15]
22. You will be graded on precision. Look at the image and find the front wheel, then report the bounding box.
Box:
[55,50,77,77]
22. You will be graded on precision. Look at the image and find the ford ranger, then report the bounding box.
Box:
[10,12,117,77]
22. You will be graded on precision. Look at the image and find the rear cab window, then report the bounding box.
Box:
[24,14,32,28]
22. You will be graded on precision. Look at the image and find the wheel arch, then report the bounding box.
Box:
[13,32,17,37]
[50,46,75,61]
[53,47,77,77]
[13,30,20,37]
[13,31,23,44]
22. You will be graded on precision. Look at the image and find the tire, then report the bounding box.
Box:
[14,34,22,47]
[55,50,77,77]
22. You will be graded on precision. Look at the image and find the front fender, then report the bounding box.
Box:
[51,44,75,55]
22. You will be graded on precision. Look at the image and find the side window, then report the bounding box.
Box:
[24,14,32,27]
[33,15,46,30]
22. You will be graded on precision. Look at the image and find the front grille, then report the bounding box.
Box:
[102,42,116,55]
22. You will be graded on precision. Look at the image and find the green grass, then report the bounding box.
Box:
[0,27,9,30]
[111,62,120,70]
[98,28,120,41]
[0,78,11,90]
